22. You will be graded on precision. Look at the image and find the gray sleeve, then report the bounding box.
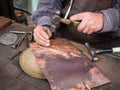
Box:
[32,0,63,26]
[100,3,120,34]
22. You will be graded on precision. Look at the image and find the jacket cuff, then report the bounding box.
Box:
[37,16,52,27]
[100,9,119,32]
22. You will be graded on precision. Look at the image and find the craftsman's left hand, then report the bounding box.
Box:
[70,12,104,34]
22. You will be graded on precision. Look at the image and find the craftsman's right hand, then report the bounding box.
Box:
[70,12,104,34]
[33,25,52,46]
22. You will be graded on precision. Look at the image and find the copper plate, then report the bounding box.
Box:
[31,38,111,90]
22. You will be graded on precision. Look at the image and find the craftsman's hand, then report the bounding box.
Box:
[33,25,52,46]
[70,12,104,34]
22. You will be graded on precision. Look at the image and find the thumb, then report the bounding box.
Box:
[70,13,84,21]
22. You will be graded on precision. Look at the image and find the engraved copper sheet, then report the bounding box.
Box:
[30,38,111,90]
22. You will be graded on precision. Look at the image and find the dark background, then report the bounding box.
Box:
[0,0,16,20]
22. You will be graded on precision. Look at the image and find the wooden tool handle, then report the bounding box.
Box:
[60,18,81,27]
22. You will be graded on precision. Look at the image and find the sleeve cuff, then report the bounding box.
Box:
[100,9,119,33]
[37,16,52,26]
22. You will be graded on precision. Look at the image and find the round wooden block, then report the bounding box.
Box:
[19,48,46,79]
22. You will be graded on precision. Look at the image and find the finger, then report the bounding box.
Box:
[44,27,52,38]
[70,13,84,21]
[77,20,86,32]
[87,25,96,34]
[38,38,50,46]
[34,35,50,46]
[38,32,50,43]
[83,27,89,34]
[34,31,50,46]
[39,28,49,40]
[87,30,94,34]
[34,29,50,43]
[87,29,95,34]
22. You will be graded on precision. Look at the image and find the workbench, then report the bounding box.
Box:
[0,23,51,90]
[0,23,120,90]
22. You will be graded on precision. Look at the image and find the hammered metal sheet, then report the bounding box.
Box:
[31,38,111,90]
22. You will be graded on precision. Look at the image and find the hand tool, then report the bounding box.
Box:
[52,15,81,27]
[85,42,99,61]
[9,30,32,34]
[95,47,120,54]
[9,30,33,42]
[51,15,60,38]
[8,49,24,60]
[85,42,120,61]
[11,32,28,49]
[51,10,81,39]
[51,14,81,39]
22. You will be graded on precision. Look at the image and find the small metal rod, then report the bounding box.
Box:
[9,30,31,34]
[16,33,27,46]
[11,33,28,49]
[8,49,24,60]
[9,30,33,42]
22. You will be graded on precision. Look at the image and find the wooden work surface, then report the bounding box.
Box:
[0,22,120,90]
[0,23,51,90]
[0,16,12,30]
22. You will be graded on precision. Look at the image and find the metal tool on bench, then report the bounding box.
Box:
[10,30,33,49]
[85,42,120,61]
[95,47,120,54]
[8,49,24,60]
[9,30,33,42]
[9,30,32,34]
[11,32,28,49]
[85,42,99,61]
